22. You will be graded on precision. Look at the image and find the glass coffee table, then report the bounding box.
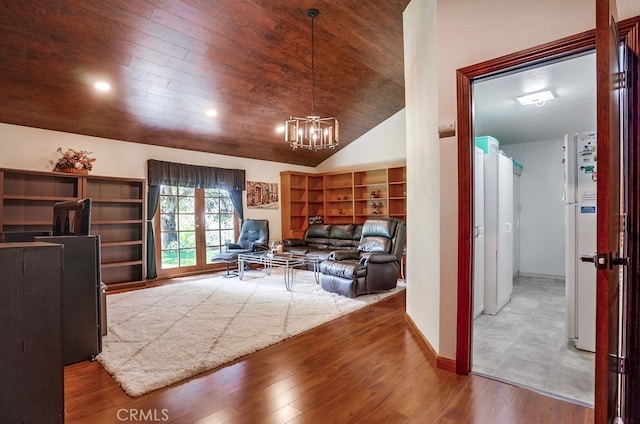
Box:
[237,252,320,291]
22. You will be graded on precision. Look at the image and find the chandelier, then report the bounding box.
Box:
[285,8,339,151]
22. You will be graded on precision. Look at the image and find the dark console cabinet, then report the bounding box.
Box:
[36,235,102,365]
[0,242,64,424]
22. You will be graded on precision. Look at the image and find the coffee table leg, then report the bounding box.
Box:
[239,258,245,280]
[284,266,295,291]
[266,258,272,276]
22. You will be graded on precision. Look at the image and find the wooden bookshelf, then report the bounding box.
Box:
[85,176,146,287]
[0,168,146,289]
[281,172,320,239]
[280,164,406,238]
[323,172,354,225]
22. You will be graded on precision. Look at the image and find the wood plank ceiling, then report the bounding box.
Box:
[0,1,410,167]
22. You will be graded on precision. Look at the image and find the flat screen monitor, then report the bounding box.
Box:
[53,198,92,236]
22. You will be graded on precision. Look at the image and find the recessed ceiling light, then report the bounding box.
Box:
[94,81,111,92]
[516,90,555,107]
[205,108,218,118]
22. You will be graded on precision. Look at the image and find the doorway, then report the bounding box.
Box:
[470,53,597,405]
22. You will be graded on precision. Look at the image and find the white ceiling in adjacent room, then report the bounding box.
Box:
[473,52,596,146]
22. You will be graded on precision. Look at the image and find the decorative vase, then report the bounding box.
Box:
[57,167,89,175]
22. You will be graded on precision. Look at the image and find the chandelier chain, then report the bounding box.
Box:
[310,14,315,115]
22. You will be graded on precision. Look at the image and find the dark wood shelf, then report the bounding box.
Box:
[102,239,143,245]
[3,195,78,202]
[1,168,147,288]
[101,260,143,268]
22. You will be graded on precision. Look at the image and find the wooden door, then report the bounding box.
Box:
[595,0,622,422]
[622,19,640,424]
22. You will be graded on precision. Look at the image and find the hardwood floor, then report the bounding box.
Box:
[64,287,594,423]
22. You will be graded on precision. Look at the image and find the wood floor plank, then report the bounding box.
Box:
[64,283,594,423]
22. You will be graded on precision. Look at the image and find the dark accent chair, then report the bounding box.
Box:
[210,219,269,277]
[319,218,405,298]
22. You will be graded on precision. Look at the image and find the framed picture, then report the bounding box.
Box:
[246,181,279,209]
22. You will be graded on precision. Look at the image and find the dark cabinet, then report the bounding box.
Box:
[0,242,64,424]
[35,235,102,365]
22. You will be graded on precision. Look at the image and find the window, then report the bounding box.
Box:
[157,185,237,274]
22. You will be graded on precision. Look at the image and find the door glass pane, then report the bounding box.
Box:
[161,250,178,268]
[159,186,196,269]
[161,232,178,250]
[178,197,194,213]
[179,231,196,248]
[179,249,196,267]
[178,215,195,231]
[160,186,177,195]
[220,214,234,229]
[161,214,177,232]
[160,196,177,213]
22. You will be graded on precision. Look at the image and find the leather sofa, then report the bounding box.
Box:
[319,218,405,298]
[283,223,363,265]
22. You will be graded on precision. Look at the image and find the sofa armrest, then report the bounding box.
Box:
[360,253,397,266]
[329,249,359,261]
[283,238,305,247]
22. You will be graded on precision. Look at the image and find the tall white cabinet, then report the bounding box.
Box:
[512,168,521,276]
[483,151,514,315]
[473,147,485,318]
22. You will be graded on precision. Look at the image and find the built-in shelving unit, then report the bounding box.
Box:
[353,168,388,224]
[323,172,354,225]
[0,168,146,289]
[387,166,407,223]
[85,176,146,287]
[281,172,325,239]
[280,164,406,238]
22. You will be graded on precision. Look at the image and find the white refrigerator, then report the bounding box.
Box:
[564,131,597,352]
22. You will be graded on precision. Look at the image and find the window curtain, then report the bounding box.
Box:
[146,185,160,279]
[146,159,246,279]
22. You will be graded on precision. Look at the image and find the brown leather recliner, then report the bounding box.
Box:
[319,218,405,298]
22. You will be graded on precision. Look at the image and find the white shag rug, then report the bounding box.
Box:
[97,269,405,397]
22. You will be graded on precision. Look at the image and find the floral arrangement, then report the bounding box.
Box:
[50,147,96,172]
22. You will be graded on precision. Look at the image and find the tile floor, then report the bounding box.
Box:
[472,274,595,406]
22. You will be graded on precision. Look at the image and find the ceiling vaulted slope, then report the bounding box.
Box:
[0,1,410,167]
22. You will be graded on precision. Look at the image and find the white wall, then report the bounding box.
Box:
[502,139,566,278]
[0,123,314,241]
[403,0,640,362]
[315,109,407,172]
[403,0,442,353]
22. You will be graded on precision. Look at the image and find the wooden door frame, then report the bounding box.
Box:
[455,17,640,375]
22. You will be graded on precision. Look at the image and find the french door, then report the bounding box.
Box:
[156,185,238,276]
